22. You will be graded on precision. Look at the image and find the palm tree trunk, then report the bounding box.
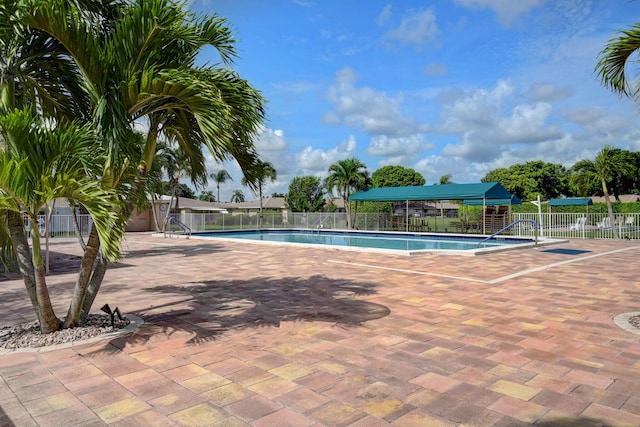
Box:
[602,179,618,239]
[6,211,40,320]
[63,223,101,327]
[79,253,107,323]
[30,218,59,333]
[70,203,87,251]
[150,193,161,231]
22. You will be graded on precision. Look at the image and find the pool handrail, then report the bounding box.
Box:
[478,219,539,247]
[164,217,192,238]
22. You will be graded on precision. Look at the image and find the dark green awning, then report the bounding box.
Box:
[349,182,512,202]
[547,197,592,206]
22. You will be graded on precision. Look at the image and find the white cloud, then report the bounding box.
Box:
[324,67,422,136]
[382,9,440,48]
[367,134,433,157]
[254,126,288,154]
[294,135,358,177]
[454,0,549,27]
[377,3,392,26]
[272,80,319,93]
[528,83,573,102]
[424,63,448,77]
[560,106,606,126]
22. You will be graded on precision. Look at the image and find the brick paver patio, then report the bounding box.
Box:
[1,233,639,426]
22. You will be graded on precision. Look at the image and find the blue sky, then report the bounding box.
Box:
[189,0,640,202]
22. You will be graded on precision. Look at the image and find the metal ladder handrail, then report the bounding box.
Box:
[164,216,192,238]
[310,214,329,231]
[478,219,538,247]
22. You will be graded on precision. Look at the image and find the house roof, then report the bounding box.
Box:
[215,197,287,210]
[590,194,640,203]
[349,182,512,202]
[159,196,228,212]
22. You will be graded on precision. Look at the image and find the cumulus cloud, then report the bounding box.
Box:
[294,135,358,177]
[454,0,549,27]
[437,80,566,162]
[382,9,440,48]
[367,134,433,157]
[323,67,422,136]
[254,125,288,154]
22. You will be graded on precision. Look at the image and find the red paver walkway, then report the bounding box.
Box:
[1,234,640,426]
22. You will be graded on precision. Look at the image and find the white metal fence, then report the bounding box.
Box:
[34,211,640,240]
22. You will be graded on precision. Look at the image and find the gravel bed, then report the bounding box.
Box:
[0,314,130,349]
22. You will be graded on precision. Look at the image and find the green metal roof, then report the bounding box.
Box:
[547,197,593,206]
[462,194,522,206]
[349,182,512,202]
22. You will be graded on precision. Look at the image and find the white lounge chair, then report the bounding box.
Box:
[596,217,611,229]
[569,217,586,231]
[625,216,635,228]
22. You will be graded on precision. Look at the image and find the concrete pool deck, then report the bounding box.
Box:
[1,233,640,426]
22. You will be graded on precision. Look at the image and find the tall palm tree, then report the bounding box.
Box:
[231,189,245,202]
[325,158,369,229]
[211,169,232,202]
[570,145,633,239]
[0,109,124,332]
[242,161,276,228]
[22,0,266,325]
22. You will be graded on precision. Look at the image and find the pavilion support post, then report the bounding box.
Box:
[405,200,409,232]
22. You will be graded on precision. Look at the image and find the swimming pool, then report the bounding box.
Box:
[193,229,546,256]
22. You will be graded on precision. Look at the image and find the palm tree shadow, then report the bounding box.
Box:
[108,275,388,351]
[535,416,614,426]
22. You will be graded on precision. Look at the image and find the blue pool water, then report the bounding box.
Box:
[196,230,534,253]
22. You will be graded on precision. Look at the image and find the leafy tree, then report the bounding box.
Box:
[231,189,245,202]
[439,174,454,185]
[285,176,325,212]
[271,192,286,197]
[325,158,370,228]
[570,145,633,239]
[482,161,569,201]
[371,165,425,188]
[242,161,276,227]
[198,191,216,202]
[210,169,232,202]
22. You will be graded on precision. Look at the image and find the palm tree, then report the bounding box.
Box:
[570,145,633,239]
[596,22,640,98]
[211,169,232,202]
[231,189,245,202]
[0,0,103,316]
[0,109,125,332]
[325,158,369,229]
[242,161,276,228]
[199,191,216,202]
[21,0,266,325]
